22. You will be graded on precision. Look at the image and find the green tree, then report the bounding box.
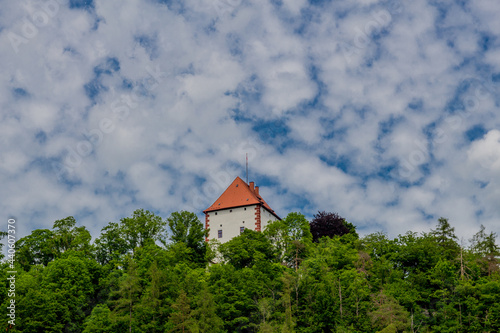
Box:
[8,253,100,332]
[52,216,92,255]
[16,217,93,271]
[169,290,193,333]
[470,225,500,276]
[429,217,460,261]
[131,260,164,332]
[167,211,208,264]
[94,222,129,265]
[280,272,296,333]
[219,229,275,269]
[83,304,113,333]
[191,285,225,333]
[15,229,56,270]
[369,291,410,333]
[264,212,312,270]
[112,257,142,333]
[120,209,166,252]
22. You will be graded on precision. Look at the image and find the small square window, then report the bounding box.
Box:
[240,227,245,233]
[230,209,232,213]
[242,221,245,224]
[244,207,246,211]
[220,224,222,227]
[215,212,217,215]
[218,230,223,238]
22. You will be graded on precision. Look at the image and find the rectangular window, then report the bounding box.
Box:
[218,230,223,238]
[240,227,245,233]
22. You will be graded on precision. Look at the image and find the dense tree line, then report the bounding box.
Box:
[1,209,499,332]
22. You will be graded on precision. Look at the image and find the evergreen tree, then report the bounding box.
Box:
[112,257,142,333]
[169,290,193,333]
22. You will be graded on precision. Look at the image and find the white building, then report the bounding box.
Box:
[204,177,281,243]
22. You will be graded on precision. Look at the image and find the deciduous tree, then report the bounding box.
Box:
[309,211,356,243]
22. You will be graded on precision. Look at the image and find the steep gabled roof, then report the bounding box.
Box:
[203,177,280,219]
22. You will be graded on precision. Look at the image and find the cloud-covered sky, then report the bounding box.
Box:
[1,0,500,242]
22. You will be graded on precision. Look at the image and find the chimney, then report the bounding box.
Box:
[255,186,259,196]
[249,181,254,192]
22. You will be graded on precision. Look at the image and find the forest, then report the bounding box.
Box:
[1,209,499,332]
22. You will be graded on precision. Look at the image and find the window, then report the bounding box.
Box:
[229,209,232,213]
[244,207,246,211]
[242,221,245,224]
[240,227,245,233]
[215,212,217,215]
[218,230,223,238]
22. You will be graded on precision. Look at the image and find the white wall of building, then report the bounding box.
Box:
[260,206,279,231]
[207,205,256,243]
[207,205,280,243]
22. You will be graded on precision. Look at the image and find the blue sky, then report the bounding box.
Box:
[1,0,500,242]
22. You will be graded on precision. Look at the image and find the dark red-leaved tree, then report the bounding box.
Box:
[309,211,355,242]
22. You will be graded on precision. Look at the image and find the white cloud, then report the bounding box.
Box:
[1,0,500,244]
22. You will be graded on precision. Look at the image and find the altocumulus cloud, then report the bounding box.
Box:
[1,0,500,241]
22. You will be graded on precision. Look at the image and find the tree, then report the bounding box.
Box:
[264,212,312,270]
[167,211,208,263]
[280,272,296,333]
[94,222,129,265]
[136,259,168,333]
[309,211,356,243]
[191,285,225,333]
[429,217,460,260]
[120,209,167,251]
[112,257,142,333]
[219,229,275,269]
[169,290,193,333]
[16,217,92,270]
[10,253,101,332]
[470,225,500,276]
[83,304,113,333]
[369,291,410,333]
[52,216,92,255]
[15,229,56,270]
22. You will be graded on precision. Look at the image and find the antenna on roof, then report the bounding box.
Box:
[246,153,249,184]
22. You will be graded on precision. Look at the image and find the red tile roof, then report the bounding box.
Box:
[203,177,280,219]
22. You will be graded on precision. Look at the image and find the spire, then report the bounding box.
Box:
[246,153,249,184]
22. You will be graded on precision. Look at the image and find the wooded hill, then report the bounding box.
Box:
[1,209,499,332]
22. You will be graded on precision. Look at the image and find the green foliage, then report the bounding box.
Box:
[191,285,225,333]
[6,212,500,333]
[52,216,93,255]
[429,217,460,261]
[369,291,410,333]
[15,229,56,270]
[15,216,93,271]
[167,210,208,264]
[83,304,113,333]
[469,224,500,276]
[120,209,167,250]
[220,228,276,269]
[169,290,193,332]
[94,222,128,265]
[264,212,312,270]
